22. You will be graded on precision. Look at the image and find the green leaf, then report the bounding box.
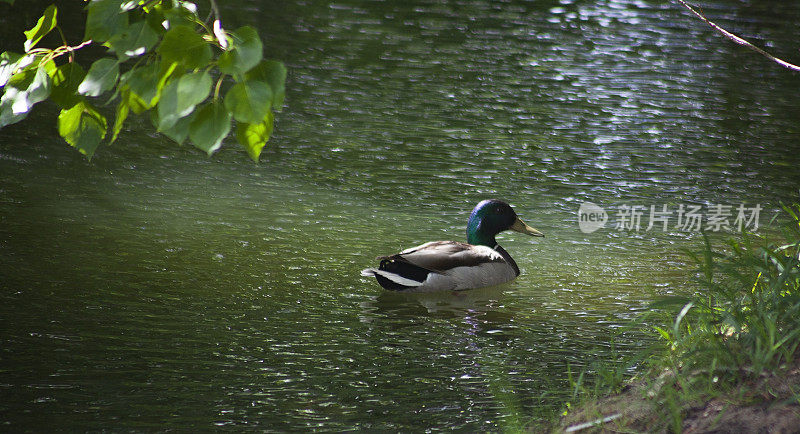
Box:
[50,62,86,108]
[235,111,273,162]
[2,55,51,90]
[0,52,29,88]
[0,88,28,127]
[125,89,148,114]
[0,64,51,128]
[224,80,271,124]
[2,0,16,5]
[24,4,57,52]
[160,109,195,145]
[246,60,287,110]
[653,326,672,342]
[157,25,211,69]
[84,0,129,42]
[0,64,34,127]
[40,58,57,78]
[110,93,130,144]
[120,61,176,108]
[218,26,263,75]
[5,60,38,89]
[78,58,118,97]
[160,2,197,29]
[157,71,211,130]
[189,102,231,155]
[106,20,159,60]
[57,101,108,159]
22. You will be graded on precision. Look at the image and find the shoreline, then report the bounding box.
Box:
[548,349,800,433]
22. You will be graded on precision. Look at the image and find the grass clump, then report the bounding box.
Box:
[556,203,800,432]
[659,202,800,385]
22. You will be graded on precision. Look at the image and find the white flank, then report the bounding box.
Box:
[413,273,457,292]
[447,262,517,290]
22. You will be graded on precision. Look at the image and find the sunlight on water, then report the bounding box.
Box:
[1,0,800,430]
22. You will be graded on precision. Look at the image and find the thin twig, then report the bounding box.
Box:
[64,40,93,55]
[55,27,69,61]
[207,0,228,49]
[208,0,221,22]
[674,0,800,73]
[565,413,623,433]
[213,75,224,100]
[39,39,93,67]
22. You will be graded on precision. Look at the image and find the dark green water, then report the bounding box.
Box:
[2,0,800,430]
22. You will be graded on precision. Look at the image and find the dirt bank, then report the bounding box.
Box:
[552,362,800,433]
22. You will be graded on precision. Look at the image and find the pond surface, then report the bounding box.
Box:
[2,0,800,430]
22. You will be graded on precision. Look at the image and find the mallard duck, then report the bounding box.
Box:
[361,199,544,292]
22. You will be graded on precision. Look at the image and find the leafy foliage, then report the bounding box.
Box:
[0,0,286,161]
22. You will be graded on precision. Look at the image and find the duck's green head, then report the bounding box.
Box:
[466,199,544,247]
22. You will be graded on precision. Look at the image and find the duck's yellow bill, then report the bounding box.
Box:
[510,217,544,237]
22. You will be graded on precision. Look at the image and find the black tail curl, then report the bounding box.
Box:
[375,257,432,291]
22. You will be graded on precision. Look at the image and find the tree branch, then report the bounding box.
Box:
[674,0,800,73]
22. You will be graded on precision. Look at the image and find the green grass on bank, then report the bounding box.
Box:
[556,203,800,432]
